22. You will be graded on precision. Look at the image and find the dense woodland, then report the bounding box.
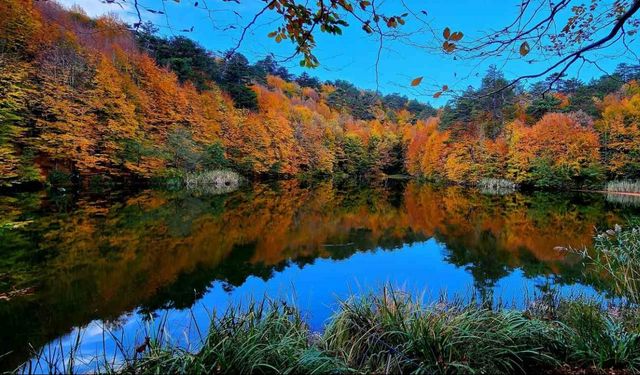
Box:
[1,1,640,189]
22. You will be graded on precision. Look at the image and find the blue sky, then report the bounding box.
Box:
[59,0,637,105]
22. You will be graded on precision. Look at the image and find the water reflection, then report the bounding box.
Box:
[0,181,634,370]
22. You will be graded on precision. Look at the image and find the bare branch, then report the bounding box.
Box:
[227,0,276,58]
[476,0,640,97]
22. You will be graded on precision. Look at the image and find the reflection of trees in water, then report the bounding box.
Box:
[606,193,640,208]
[439,230,512,301]
[0,182,635,370]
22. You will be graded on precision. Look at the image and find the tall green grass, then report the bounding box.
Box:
[124,299,345,374]
[323,289,560,374]
[17,288,640,374]
[573,223,640,303]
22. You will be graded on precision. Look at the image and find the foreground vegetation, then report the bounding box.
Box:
[19,290,639,374]
[575,222,640,304]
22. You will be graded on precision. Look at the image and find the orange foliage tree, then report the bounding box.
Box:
[596,82,640,179]
[405,118,449,180]
[507,113,602,188]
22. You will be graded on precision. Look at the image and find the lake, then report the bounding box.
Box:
[1,180,637,371]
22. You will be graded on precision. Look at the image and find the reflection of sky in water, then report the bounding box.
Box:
[43,238,599,373]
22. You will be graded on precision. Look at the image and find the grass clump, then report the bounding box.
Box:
[555,298,640,370]
[324,289,640,373]
[125,300,345,375]
[323,289,561,374]
[572,223,640,303]
[19,299,346,375]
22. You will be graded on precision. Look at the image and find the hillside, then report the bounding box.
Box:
[1,0,640,189]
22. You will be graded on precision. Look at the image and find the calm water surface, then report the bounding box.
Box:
[1,181,637,371]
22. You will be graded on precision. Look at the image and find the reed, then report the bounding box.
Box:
[124,299,342,374]
[573,223,640,304]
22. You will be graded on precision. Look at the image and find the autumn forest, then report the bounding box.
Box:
[2,0,640,190]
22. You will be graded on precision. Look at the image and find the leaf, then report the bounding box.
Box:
[433,91,442,98]
[411,76,423,86]
[442,41,456,53]
[443,27,451,40]
[442,85,449,91]
[267,31,277,38]
[450,31,463,41]
[359,1,371,10]
[519,41,530,56]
